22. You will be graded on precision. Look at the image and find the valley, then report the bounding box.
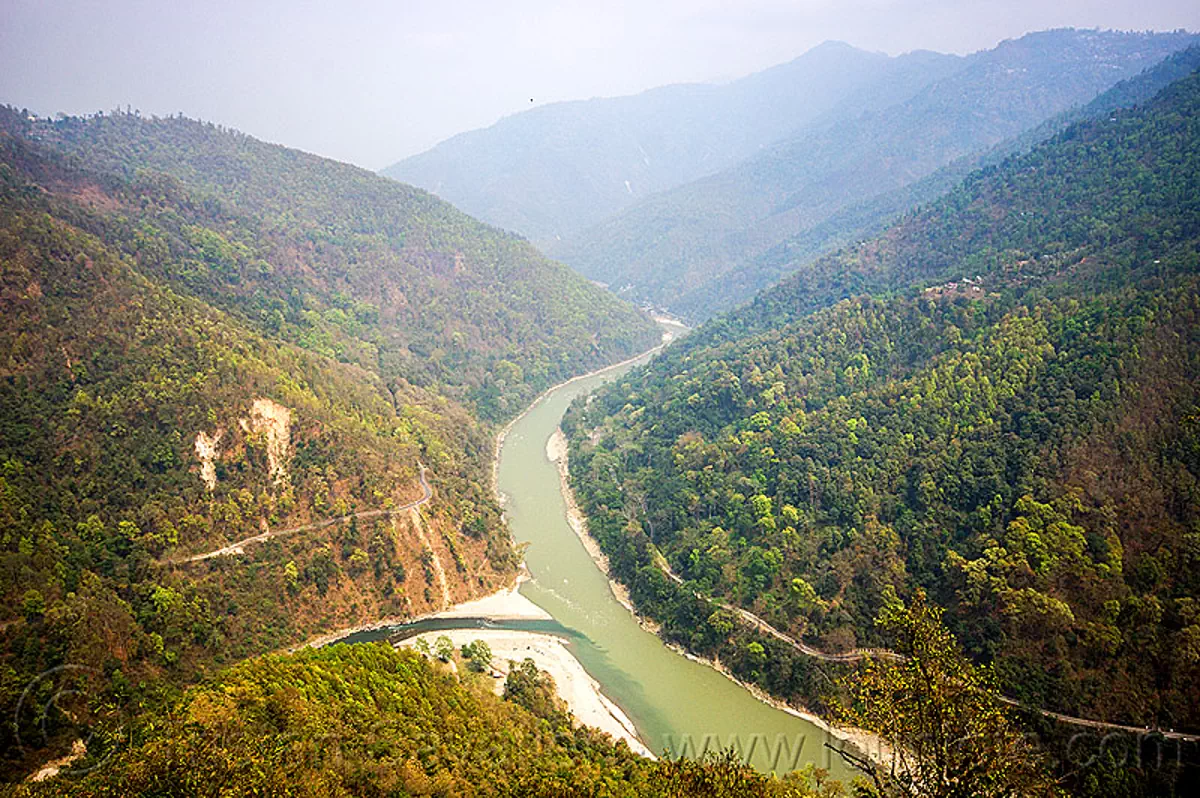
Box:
[3,12,1200,796]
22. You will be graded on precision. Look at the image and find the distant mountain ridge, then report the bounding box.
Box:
[663,40,1200,318]
[382,41,963,244]
[555,28,1198,319]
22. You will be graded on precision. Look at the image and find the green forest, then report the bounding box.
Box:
[21,110,659,420]
[564,66,1200,781]
[9,642,843,797]
[12,602,1069,797]
[0,103,658,782]
[3,19,1200,798]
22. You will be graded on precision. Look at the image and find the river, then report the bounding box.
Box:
[498,344,854,776]
[344,341,854,776]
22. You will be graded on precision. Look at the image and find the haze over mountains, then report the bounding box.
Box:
[6,9,1200,795]
[389,29,1197,319]
[384,41,963,244]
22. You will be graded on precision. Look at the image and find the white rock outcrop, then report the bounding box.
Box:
[194,430,223,491]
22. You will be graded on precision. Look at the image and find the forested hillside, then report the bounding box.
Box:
[13,644,838,796]
[385,41,962,245]
[26,111,659,421]
[558,29,1197,319]
[674,42,1200,318]
[0,105,657,779]
[565,65,1200,741]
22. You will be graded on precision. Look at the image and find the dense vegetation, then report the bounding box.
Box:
[557,29,1197,320]
[11,643,841,797]
[707,42,1200,320]
[3,26,1196,797]
[836,590,1062,797]
[386,42,961,246]
[26,110,659,421]
[10,605,1064,797]
[0,103,656,781]
[564,65,1200,785]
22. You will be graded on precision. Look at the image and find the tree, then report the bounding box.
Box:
[347,547,369,575]
[790,577,820,614]
[503,658,567,725]
[283,561,299,594]
[652,749,841,797]
[433,635,455,662]
[832,588,1061,797]
[460,639,493,672]
[21,589,46,621]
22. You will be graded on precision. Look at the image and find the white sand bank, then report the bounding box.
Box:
[430,584,551,621]
[398,628,654,759]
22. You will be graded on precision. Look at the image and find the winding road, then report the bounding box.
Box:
[653,547,902,664]
[651,546,1200,742]
[165,463,432,565]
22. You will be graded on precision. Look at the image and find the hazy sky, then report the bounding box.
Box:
[2,1,1198,169]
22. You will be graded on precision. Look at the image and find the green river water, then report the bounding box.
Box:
[496,346,855,777]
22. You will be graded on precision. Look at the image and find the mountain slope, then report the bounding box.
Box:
[0,119,505,774]
[384,42,961,245]
[14,643,837,796]
[0,106,657,779]
[28,111,660,420]
[564,67,1200,734]
[656,41,1200,322]
[668,42,1200,317]
[557,29,1197,319]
